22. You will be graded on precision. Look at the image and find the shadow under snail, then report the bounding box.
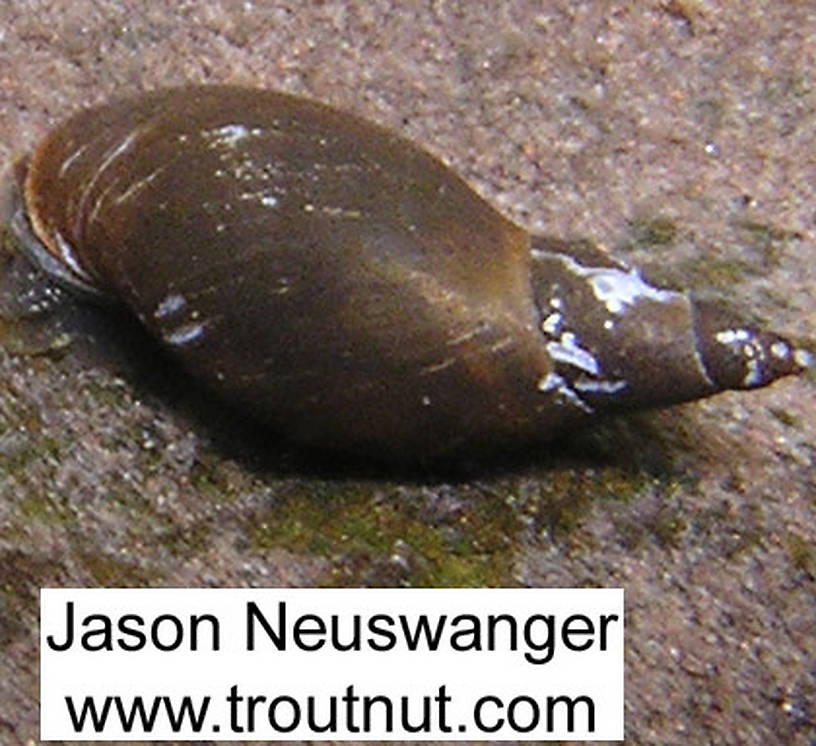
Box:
[6,85,811,461]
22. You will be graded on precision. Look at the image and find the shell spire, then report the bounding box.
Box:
[528,235,809,418]
[692,300,811,391]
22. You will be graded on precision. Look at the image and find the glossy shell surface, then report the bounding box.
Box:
[13,86,809,459]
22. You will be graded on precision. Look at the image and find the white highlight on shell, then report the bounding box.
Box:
[536,372,593,413]
[96,129,142,175]
[538,252,679,315]
[714,328,770,387]
[87,181,119,226]
[165,322,205,347]
[536,372,561,393]
[545,331,600,376]
[320,205,363,219]
[76,126,152,228]
[154,293,187,319]
[447,325,486,346]
[794,348,812,368]
[573,378,627,394]
[584,266,677,314]
[770,341,790,360]
[715,329,751,345]
[271,277,291,295]
[421,358,456,375]
[239,191,279,207]
[490,337,514,353]
[204,123,253,148]
[115,165,167,204]
[58,144,89,176]
[541,312,562,335]
[53,231,91,282]
[744,357,763,387]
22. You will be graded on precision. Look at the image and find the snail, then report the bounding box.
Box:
[6,85,811,461]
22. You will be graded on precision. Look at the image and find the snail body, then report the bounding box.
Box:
[9,86,810,460]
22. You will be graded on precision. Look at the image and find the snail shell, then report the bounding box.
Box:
[9,85,810,460]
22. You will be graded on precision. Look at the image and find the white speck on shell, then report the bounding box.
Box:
[537,372,561,393]
[770,341,790,359]
[536,372,593,413]
[716,329,751,345]
[744,356,763,387]
[239,191,279,207]
[203,123,252,148]
[541,312,562,335]
[546,331,600,376]
[421,358,456,375]
[794,348,812,368]
[165,322,205,346]
[573,378,627,394]
[154,293,187,319]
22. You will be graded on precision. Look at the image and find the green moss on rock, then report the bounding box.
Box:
[247,480,519,587]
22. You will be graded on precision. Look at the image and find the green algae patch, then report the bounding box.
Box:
[617,215,804,308]
[78,551,160,587]
[732,219,801,272]
[616,505,689,553]
[151,518,214,562]
[629,215,679,247]
[247,480,520,588]
[519,465,653,546]
[768,407,802,429]
[16,488,74,527]
[785,532,815,576]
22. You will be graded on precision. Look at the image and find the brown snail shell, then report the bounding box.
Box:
[8,85,811,460]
